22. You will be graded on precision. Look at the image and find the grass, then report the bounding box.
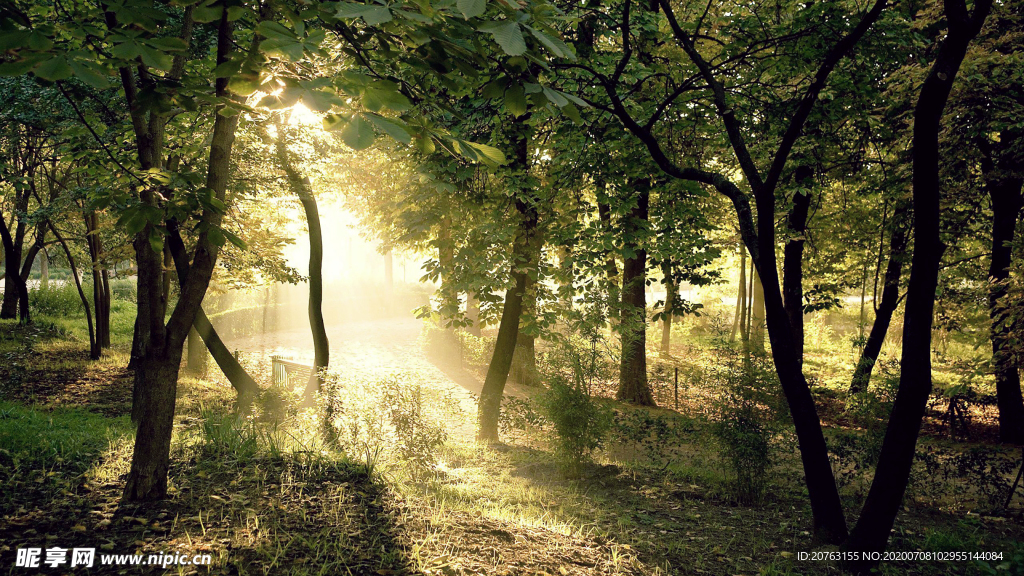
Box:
[1,308,1023,575]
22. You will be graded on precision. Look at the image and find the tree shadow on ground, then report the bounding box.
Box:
[0,451,419,575]
[0,321,131,416]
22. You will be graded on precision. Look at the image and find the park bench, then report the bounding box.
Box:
[271,355,313,387]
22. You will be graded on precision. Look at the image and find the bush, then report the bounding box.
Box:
[612,409,695,469]
[536,341,614,476]
[30,282,82,316]
[707,351,784,504]
[109,278,137,302]
[318,374,456,480]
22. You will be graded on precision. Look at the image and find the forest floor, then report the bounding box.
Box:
[1,317,1023,576]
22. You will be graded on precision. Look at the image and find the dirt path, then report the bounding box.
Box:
[223,316,523,440]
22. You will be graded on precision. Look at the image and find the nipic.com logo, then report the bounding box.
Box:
[14,547,213,569]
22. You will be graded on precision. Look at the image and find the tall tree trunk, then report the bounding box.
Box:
[167,226,259,398]
[984,133,1024,444]
[477,118,536,442]
[782,177,811,364]
[124,5,243,502]
[617,182,654,406]
[731,242,747,343]
[85,211,111,348]
[466,292,482,336]
[0,214,27,322]
[511,251,542,387]
[299,183,327,397]
[750,268,766,352]
[273,125,328,397]
[845,2,992,566]
[16,226,45,325]
[49,223,98,359]
[661,260,675,356]
[849,210,908,394]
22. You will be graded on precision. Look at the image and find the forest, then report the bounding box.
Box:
[1,0,1023,573]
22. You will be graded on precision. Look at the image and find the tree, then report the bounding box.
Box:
[844,0,993,568]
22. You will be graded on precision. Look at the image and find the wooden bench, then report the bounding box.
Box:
[271,355,313,387]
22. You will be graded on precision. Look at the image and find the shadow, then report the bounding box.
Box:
[0,453,421,575]
[0,321,131,417]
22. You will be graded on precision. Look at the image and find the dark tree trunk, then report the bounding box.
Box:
[782,175,811,364]
[850,210,908,394]
[0,213,27,322]
[984,137,1024,444]
[298,182,328,397]
[85,212,111,349]
[49,223,98,359]
[477,267,529,441]
[167,226,259,398]
[477,119,537,441]
[845,2,992,567]
[617,182,654,406]
[511,263,542,387]
[124,5,243,502]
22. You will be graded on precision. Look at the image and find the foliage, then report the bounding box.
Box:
[707,351,785,504]
[29,283,82,317]
[318,373,456,481]
[611,409,695,470]
[535,341,615,476]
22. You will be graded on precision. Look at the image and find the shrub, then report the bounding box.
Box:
[536,341,614,476]
[30,282,82,316]
[318,374,456,480]
[612,409,694,469]
[537,375,614,477]
[109,278,137,302]
[707,351,784,504]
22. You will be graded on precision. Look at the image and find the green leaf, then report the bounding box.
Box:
[0,30,30,51]
[457,0,486,19]
[228,74,260,96]
[481,21,525,56]
[69,60,110,90]
[542,86,568,107]
[192,3,223,23]
[139,46,173,71]
[414,134,435,154]
[361,6,393,24]
[367,114,412,144]
[301,89,343,112]
[562,102,582,123]
[146,37,188,52]
[363,83,412,112]
[340,114,376,149]
[524,25,573,59]
[465,141,505,165]
[222,229,247,250]
[334,3,371,18]
[503,84,527,116]
[34,56,73,82]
